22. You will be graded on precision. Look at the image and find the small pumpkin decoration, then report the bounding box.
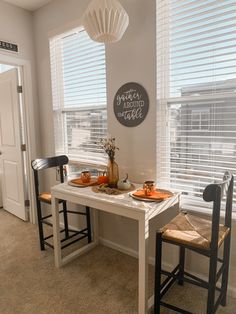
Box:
[117,173,131,190]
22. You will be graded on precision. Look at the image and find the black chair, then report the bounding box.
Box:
[31,155,92,250]
[154,171,234,314]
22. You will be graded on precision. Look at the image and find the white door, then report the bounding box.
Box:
[0,68,27,221]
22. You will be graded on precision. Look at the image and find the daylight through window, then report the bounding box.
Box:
[156,0,236,210]
[50,27,107,165]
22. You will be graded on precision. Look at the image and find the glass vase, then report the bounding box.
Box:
[107,158,119,188]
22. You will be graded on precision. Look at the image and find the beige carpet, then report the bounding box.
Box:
[0,208,235,314]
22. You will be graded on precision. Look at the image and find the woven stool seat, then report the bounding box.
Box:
[38,192,52,204]
[162,212,229,250]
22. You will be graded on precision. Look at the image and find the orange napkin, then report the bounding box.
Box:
[133,189,173,200]
[70,178,98,186]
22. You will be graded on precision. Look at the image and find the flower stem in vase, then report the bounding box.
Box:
[107,158,119,188]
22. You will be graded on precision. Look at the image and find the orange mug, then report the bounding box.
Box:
[143,180,155,196]
[81,171,91,183]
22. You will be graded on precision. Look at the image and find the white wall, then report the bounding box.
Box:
[33,0,236,297]
[0,1,33,60]
[106,0,157,183]
[0,1,40,154]
[33,0,156,182]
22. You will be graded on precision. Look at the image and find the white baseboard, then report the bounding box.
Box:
[99,237,156,265]
[99,237,236,299]
[229,287,236,298]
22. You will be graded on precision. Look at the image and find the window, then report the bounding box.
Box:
[0,64,13,73]
[156,0,236,210]
[50,27,107,165]
[191,109,210,131]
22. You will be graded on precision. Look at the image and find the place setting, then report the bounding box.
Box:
[68,168,136,195]
[68,170,99,188]
[68,169,173,203]
[129,180,173,203]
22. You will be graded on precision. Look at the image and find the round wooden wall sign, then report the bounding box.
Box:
[113,82,149,127]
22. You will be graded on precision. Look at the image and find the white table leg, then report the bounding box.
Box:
[51,196,62,268]
[138,214,149,314]
[92,208,99,245]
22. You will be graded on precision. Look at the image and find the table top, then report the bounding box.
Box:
[52,183,180,219]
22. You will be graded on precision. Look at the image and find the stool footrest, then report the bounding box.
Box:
[61,228,88,243]
[44,241,54,249]
[42,228,90,250]
[42,213,52,220]
[61,234,88,249]
[214,290,225,312]
[42,220,53,227]
[160,265,179,291]
[67,210,87,215]
[44,229,66,241]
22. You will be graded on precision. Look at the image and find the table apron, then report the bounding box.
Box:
[52,191,145,221]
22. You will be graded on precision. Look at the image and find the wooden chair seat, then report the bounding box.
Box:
[38,192,52,204]
[162,212,229,250]
[38,192,64,204]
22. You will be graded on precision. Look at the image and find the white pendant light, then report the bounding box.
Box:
[82,0,129,43]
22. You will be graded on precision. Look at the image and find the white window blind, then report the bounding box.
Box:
[50,27,107,165]
[156,0,236,210]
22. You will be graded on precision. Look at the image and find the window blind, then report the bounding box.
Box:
[156,0,236,210]
[50,28,107,165]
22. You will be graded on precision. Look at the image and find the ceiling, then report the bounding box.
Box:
[3,0,52,11]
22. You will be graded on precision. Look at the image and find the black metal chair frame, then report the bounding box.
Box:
[31,155,92,251]
[154,171,234,314]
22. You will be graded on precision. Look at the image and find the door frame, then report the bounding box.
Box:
[0,53,37,223]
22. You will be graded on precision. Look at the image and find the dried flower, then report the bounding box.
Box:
[100,137,119,160]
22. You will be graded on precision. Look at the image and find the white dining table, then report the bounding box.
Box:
[51,183,180,314]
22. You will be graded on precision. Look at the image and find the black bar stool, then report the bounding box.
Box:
[154,171,234,314]
[31,155,92,250]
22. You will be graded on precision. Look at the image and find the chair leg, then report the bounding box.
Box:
[178,246,185,286]
[36,199,45,251]
[154,231,163,314]
[221,234,231,306]
[62,201,69,238]
[207,249,218,314]
[86,206,92,243]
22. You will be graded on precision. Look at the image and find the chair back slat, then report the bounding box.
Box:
[31,155,69,196]
[225,174,234,228]
[202,171,233,250]
[203,172,232,203]
[31,155,69,171]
